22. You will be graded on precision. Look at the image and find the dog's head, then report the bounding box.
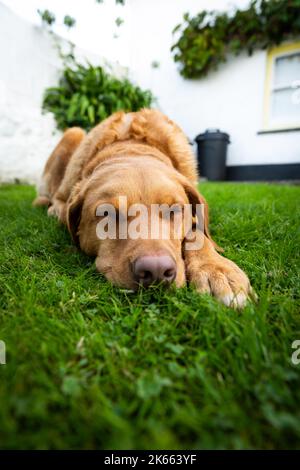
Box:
[66,155,213,289]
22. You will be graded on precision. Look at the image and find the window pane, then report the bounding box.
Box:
[274,52,300,88]
[271,88,300,123]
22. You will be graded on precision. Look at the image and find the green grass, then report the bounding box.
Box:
[0,182,299,450]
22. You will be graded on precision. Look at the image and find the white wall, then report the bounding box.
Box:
[1,0,132,66]
[128,0,300,167]
[0,2,125,184]
[0,3,63,183]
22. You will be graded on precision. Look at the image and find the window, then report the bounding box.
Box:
[263,42,300,131]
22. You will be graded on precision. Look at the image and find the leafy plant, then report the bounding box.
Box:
[63,15,76,29]
[171,0,300,78]
[42,61,154,131]
[37,9,56,27]
[115,17,124,27]
[151,60,160,69]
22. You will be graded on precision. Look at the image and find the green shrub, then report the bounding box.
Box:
[171,0,300,78]
[42,61,154,131]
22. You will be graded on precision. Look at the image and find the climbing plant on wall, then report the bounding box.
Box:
[38,0,125,35]
[171,0,300,79]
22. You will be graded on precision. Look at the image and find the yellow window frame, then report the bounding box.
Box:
[263,41,300,131]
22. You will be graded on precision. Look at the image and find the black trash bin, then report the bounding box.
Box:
[195,129,230,181]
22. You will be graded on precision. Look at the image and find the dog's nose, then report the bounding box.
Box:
[133,255,177,287]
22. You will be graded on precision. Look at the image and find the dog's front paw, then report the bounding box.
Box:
[188,254,254,309]
[47,199,66,223]
[47,205,56,217]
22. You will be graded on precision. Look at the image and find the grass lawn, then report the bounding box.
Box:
[0,182,299,450]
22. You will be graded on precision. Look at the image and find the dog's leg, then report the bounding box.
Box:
[40,128,86,222]
[32,196,51,207]
[33,127,85,215]
[184,235,253,309]
[32,170,51,207]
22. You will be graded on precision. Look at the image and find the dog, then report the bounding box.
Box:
[33,109,253,308]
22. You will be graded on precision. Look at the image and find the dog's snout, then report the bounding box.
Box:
[133,255,177,287]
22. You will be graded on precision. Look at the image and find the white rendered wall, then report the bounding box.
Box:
[0,3,63,183]
[0,3,125,184]
[128,0,300,167]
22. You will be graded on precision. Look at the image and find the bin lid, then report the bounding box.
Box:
[195,128,230,143]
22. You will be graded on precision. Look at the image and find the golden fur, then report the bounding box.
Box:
[33,109,253,308]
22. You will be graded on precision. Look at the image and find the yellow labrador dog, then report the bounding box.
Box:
[33,109,253,308]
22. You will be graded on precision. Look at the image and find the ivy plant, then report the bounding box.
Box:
[171,0,300,78]
[63,15,76,29]
[42,61,153,131]
[37,9,56,27]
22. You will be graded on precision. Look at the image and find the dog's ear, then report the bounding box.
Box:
[183,180,223,252]
[66,185,84,247]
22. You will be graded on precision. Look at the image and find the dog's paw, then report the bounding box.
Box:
[32,196,50,207]
[47,205,56,217]
[47,199,66,223]
[190,255,255,309]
